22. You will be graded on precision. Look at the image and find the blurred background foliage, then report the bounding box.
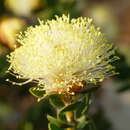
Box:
[0,0,130,130]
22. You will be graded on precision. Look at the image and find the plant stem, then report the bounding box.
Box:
[62,95,76,130]
[65,111,75,130]
[66,128,74,130]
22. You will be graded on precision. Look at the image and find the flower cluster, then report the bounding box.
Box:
[7,15,117,94]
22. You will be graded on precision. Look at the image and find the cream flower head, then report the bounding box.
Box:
[7,14,118,95]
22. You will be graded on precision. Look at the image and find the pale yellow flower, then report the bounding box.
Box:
[0,18,25,49]
[5,0,40,16]
[7,15,118,94]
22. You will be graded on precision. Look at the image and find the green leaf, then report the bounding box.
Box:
[37,94,49,102]
[81,94,91,114]
[76,94,92,119]
[77,115,89,129]
[47,115,63,128]
[57,111,66,122]
[49,94,64,109]
[77,120,88,129]
[48,123,64,130]
[76,97,86,118]
[47,115,73,128]
[60,101,82,113]
[29,87,45,98]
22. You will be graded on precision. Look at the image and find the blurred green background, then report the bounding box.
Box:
[1,0,130,130]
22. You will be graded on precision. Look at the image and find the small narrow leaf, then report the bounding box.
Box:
[49,94,64,109]
[77,120,89,129]
[47,115,73,128]
[77,115,89,129]
[76,97,86,118]
[48,123,64,130]
[29,87,45,98]
[47,115,63,128]
[37,94,49,102]
[82,94,91,114]
[60,101,82,113]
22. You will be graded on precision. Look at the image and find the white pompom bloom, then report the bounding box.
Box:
[7,15,118,95]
